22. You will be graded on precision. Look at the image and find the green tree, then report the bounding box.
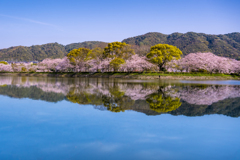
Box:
[109,58,125,72]
[86,47,104,71]
[103,42,135,59]
[146,44,182,71]
[86,47,104,61]
[0,61,8,65]
[67,48,91,71]
[21,67,27,72]
[103,42,134,72]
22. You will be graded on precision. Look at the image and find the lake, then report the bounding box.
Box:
[0,76,239,160]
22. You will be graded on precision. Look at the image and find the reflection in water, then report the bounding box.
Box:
[176,85,240,105]
[1,76,240,117]
[146,86,182,113]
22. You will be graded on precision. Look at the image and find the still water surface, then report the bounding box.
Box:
[0,76,239,160]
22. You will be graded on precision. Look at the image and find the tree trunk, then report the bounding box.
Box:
[158,65,162,71]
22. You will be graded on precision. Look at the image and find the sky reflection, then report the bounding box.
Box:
[180,80,240,85]
[0,94,240,160]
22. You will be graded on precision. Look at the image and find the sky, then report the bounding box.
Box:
[0,0,240,49]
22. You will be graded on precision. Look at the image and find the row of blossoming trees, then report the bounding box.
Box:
[0,42,240,74]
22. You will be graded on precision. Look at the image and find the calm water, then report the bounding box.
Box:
[0,76,240,160]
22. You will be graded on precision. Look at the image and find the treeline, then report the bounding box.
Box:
[0,32,240,61]
[1,42,240,74]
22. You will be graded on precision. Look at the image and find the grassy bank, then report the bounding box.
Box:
[0,72,239,80]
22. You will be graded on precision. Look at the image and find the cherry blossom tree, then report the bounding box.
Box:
[167,52,240,74]
[88,58,113,72]
[120,54,156,72]
[0,64,13,72]
[2,52,240,74]
[37,58,64,72]
[55,57,74,72]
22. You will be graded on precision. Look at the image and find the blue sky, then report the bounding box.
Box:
[0,0,239,49]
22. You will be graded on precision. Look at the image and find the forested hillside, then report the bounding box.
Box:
[0,32,240,61]
[123,32,240,59]
[65,41,108,53]
[0,41,107,61]
[0,43,66,61]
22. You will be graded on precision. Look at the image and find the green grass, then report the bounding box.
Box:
[1,71,239,78]
[88,72,238,77]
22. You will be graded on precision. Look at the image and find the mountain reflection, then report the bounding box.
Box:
[1,76,240,117]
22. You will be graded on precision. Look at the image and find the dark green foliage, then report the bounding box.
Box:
[123,32,240,59]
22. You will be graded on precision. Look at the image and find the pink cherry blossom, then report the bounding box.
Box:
[167,52,240,74]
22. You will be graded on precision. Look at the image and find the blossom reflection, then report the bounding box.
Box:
[0,76,240,117]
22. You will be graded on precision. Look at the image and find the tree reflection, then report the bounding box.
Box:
[66,89,103,106]
[1,76,240,117]
[146,87,182,113]
[66,85,135,112]
[102,95,135,112]
[66,84,181,113]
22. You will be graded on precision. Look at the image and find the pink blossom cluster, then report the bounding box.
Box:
[1,52,240,73]
[168,52,240,74]
[62,54,156,72]
[0,62,40,72]
[87,58,112,72]
[0,58,73,73]
[55,57,74,72]
[37,58,65,72]
[0,63,13,72]
[120,54,156,72]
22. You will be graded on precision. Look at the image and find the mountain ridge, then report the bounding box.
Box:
[122,32,240,59]
[1,32,240,61]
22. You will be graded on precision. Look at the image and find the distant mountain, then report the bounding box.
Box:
[65,41,108,53]
[0,43,66,62]
[0,41,108,61]
[0,32,240,61]
[123,32,240,59]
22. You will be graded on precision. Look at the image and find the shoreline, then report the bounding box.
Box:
[0,72,239,80]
